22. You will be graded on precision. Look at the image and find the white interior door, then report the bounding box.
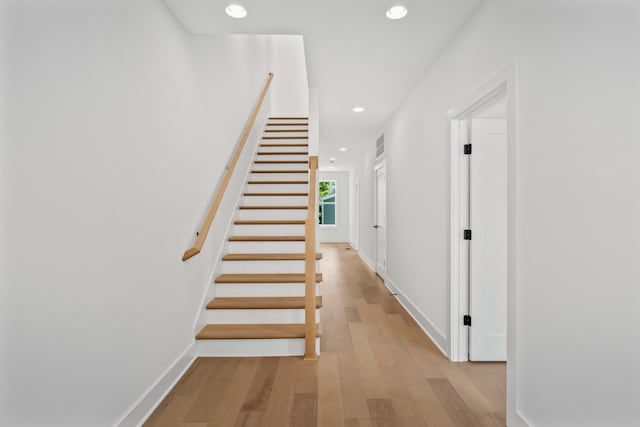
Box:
[374,163,387,279]
[469,118,508,361]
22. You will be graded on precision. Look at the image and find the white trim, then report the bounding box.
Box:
[116,343,196,427]
[357,249,376,273]
[318,178,337,226]
[384,278,449,358]
[448,60,519,423]
[511,411,533,427]
[352,180,360,250]
[373,159,388,281]
[354,249,449,357]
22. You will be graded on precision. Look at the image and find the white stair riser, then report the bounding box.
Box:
[265,125,308,128]
[204,308,320,324]
[227,241,305,253]
[247,184,308,193]
[222,259,315,274]
[267,120,308,124]
[253,163,309,171]
[214,283,319,297]
[255,154,308,162]
[259,145,308,153]
[237,209,307,221]
[233,224,305,236]
[242,195,308,206]
[249,173,308,182]
[197,337,320,357]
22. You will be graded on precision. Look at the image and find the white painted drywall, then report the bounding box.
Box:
[354,147,378,269]
[355,0,640,425]
[0,14,9,421]
[0,0,274,425]
[269,35,309,117]
[318,171,350,243]
[308,88,319,156]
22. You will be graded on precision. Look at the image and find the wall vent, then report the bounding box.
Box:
[376,134,385,158]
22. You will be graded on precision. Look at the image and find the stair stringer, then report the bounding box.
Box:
[195,117,321,357]
[191,111,271,336]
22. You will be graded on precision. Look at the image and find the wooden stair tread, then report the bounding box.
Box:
[269,117,309,120]
[264,130,308,133]
[239,205,307,210]
[229,235,305,242]
[244,193,308,196]
[263,136,309,140]
[251,170,307,174]
[222,253,322,261]
[260,143,309,147]
[206,296,322,310]
[234,220,306,225]
[248,181,308,184]
[215,273,322,283]
[257,152,309,155]
[196,323,321,340]
[254,160,308,164]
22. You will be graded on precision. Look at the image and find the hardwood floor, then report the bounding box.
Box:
[144,243,506,427]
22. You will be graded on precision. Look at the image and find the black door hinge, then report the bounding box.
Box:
[464,229,472,240]
[463,315,472,326]
[464,144,472,155]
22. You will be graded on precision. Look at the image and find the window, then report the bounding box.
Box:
[318,180,336,225]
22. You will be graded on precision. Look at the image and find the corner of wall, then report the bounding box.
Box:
[116,343,197,427]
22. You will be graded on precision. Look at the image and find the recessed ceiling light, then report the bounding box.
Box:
[225,4,247,18]
[339,147,348,152]
[353,106,365,113]
[329,157,337,161]
[386,5,408,20]
[328,165,335,169]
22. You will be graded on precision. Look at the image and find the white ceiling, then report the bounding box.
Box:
[164,0,483,168]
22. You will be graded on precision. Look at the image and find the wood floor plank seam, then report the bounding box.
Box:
[145,244,506,427]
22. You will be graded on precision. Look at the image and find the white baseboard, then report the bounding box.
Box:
[357,250,376,272]
[509,410,532,427]
[383,277,450,359]
[116,343,196,427]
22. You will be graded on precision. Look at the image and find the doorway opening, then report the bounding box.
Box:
[448,61,518,424]
[452,88,508,361]
[374,159,387,281]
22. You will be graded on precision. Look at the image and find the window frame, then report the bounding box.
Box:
[318,179,337,227]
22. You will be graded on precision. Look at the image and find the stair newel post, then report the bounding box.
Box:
[304,156,319,360]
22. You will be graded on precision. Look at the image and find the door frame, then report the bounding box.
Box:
[373,159,387,281]
[448,61,519,422]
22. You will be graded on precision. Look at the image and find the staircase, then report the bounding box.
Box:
[195,117,322,357]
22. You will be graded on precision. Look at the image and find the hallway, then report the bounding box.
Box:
[144,243,505,426]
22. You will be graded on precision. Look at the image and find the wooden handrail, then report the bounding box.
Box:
[182,73,274,262]
[304,156,319,360]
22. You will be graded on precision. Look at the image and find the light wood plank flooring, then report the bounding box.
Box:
[144,243,505,426]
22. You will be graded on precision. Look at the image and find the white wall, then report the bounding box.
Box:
[355,0,640,425]
[269,35,309,117]
[318,171,350,243]
[0,10,9,420]
[0,0,274,425]
[353,147,378,269]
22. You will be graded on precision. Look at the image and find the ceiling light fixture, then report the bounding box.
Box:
[339,147,348,152]
[353,106,365,113]
[386,5,408,20]
[329,157,337,161]
[225,4,247,18]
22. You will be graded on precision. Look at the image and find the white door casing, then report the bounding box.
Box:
[374,161,387,280]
